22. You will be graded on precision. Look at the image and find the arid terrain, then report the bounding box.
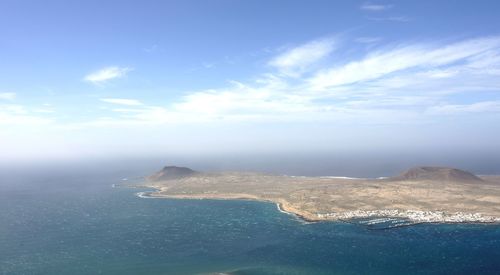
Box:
[138,166,500,223]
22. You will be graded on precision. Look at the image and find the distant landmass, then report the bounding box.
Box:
[147,166,197,181]
[139,165,500,225]
[391,166,484,183]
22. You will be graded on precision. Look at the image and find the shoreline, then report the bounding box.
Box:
[135,189,321,222]
[135,189,500,225]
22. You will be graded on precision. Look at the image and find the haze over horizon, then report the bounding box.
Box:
[1,0,500,166]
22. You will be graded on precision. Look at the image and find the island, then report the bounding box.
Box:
[136,165,500,224]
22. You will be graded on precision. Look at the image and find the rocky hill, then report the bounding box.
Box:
[147,166,197,181]
[391,166,483,183]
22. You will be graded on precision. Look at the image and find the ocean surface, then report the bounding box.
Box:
[1,165,500,275]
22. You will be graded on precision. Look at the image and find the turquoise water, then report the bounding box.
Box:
[1,170,500,274]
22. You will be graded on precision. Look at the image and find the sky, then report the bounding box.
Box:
[1,0,500,166]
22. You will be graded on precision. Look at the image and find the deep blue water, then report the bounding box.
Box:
[1,168,500,275]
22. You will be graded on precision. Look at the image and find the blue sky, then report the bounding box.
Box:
[1,0,500,162]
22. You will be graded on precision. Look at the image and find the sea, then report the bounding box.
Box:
[1,160,500,275]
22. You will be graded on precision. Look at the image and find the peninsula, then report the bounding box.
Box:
[138,166,500,224]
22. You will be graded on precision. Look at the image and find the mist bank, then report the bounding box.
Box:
[1,148,500,179]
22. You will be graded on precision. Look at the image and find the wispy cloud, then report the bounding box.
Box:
[143,44,159,53]
[100,98,143,106]
[63,35,500,128]
[309,37,500,90]
[202,62,216,69]
[84,66,132,85]
[174,36,500,122]
[355,37,382,44]
[360,3,393,11]
[367,16,411,22]
[269,38,336,77]
[427,101,500,115]
[0,104,53,125]
[0,92,16,100]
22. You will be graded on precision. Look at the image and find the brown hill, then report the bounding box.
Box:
[147,166,197,182]
[391,166,483,183]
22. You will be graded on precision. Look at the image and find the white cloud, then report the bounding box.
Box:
[309,37,500,90]
[5,35,500,161]
[360,3,392,11]
[269,38,336,77]
[16,35,500,130]
[0,113,52,125]
[84,66,132,84]
[202,62,215,69]
[100,98,143,106]
[427,101,500,115]
[355,37,382,44]
[85,77,317,126]
[0,104,53,125]
[74,35,500,128]
[174,82,311,118]
[424,69,459,79]
[0,92,16,100]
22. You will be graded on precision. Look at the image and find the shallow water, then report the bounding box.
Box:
[1,169,500,274]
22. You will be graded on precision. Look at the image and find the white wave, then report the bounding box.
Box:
[320,176,367,180]
[135,192,155,198]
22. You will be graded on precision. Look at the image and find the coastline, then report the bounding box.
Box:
[135,189,322,222]
[135,188,500,225]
